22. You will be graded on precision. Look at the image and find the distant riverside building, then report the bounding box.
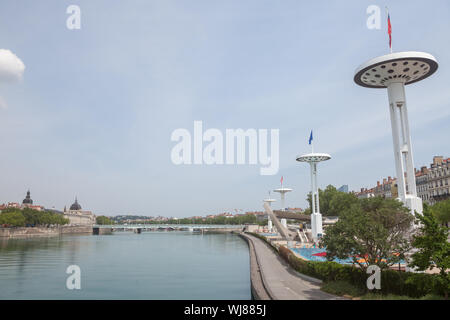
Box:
[22,190,33,205]
[245,211,267,221]
[416,166,430,204]
[355,156,449,205]
[63,197,95,226]
[21,190,44,211]
[0,190,44,212]
[356,187,375,199]
[285,207,303,212]
[7,202,21,208]
[426,156,450,205]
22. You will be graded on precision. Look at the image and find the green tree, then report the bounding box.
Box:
[1,208,68,226]
[306,185,358,216]
[0,210,26,227]
[96,216,115,225]
[410,205,450,299]
[321,197,413,271]
[22,208,41,226]
[430,199,450,226]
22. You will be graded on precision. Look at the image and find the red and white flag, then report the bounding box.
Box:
[387,9,392,50]
[280,176,283,186]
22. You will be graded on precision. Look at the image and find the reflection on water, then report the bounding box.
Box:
[0,232,251,300]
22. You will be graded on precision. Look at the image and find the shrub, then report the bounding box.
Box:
[321,280,365,297]
[278,245,292,261]
[277,245,445,299]
[405,272,446,298]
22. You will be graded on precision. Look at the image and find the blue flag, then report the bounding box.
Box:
[308,130,313,145]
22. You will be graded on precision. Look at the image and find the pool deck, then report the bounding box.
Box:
[241,233,344,300]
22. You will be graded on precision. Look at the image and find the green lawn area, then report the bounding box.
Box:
[321,280,445,300]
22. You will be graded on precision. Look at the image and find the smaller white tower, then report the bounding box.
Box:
[263,195,276,232]
[273,187,293,211]
[296,153,331,241]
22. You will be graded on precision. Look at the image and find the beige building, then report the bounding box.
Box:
[63,198,96,226]
[373,176,397,199]
[356,156,449,206]
[427,156,450,205]
[416,166,430,204]
[356,187,375,199]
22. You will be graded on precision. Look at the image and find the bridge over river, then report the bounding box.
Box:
[92,224,245,234]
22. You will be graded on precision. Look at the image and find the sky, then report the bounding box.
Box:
[0,1,449,217]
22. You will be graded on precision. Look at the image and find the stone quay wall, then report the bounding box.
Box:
[238,233,273,300]
[0,225,93,238]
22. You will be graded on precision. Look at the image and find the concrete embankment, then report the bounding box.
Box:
[240,233,342,300]
[201,227,244,233]
[0,225,93,238]
[239,233,273,300]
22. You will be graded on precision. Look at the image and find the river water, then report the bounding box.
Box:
[0,231,251,299]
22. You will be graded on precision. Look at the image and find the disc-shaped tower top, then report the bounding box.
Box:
[354,51,438,89]
[296,153,331,163]
[273,188,293,193]
[263,198,276,203]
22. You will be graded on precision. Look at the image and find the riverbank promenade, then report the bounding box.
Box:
[241,233,343,300]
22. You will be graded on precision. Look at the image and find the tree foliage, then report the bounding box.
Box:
[320,197,413,271]
[306,185,359,216]
[410,204,450,299]
[0,210,26,227]
[430,199,450,226]
[96,215,115,225]
[0,208,68,227]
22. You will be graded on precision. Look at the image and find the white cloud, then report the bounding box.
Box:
[0,49,25,82]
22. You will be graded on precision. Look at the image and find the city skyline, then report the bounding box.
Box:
[0,1,449,217]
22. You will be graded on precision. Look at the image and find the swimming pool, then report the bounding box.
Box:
[291,247,354,264]
[259,233,279,237]
[290,247,405,265]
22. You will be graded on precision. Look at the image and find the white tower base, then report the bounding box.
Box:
[268,218,273,232]
[281,218,287,229]
[405,195,423,216]
[311,213,323,241]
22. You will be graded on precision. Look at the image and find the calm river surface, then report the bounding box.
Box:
[0,231,251,299]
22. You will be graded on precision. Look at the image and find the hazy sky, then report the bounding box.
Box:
[0,1,448,217]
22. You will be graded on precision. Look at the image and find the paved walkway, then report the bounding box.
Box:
[244,233,343,300]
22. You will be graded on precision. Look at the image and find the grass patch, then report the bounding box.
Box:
[419,294,445,300]
[361,292,445,300]
[361,293,413,300]
[321,280,365,297]
[321,282,445,300]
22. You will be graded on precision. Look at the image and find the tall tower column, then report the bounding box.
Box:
[297,153,331,241]
[354,52,438,215]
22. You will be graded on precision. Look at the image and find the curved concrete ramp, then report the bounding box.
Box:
[263,203,296,240]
